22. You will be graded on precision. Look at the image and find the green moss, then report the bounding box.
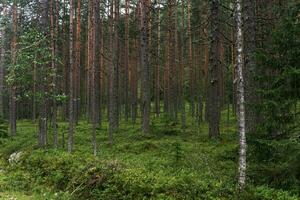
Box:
[0,111,298,199]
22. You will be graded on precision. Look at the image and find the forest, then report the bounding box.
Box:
[0,0,299,199]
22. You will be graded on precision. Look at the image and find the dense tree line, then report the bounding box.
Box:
[0,0,299,194]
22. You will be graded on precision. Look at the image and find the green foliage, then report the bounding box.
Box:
[255,3,300,138]
[250,3,300,195]
[0,118,298,199]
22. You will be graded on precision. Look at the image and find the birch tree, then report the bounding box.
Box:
[235,0,247,193]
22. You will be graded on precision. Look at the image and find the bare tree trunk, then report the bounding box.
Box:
[124,0,130,121]
[140,0,150,134]
[75,0,81,123]
[235,0,247,193]
[180,0,186,128]
[38,0,49,146]
[208,0,220,138]
[244,0,257,134]
[109,0,120,146]
[155,0,161,117]
[9,0,18,137]
[187,0,194,117]
[68,0,75,153]
[91,0,101,156]
[0,6,7,118]
[50,0,58,148]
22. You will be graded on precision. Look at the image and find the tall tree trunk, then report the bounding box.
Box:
[187,0,194,117]
[155,0,161,117]
[10,0,17,137]
[244,0,257,134]
[50,0,58,148]
[38,0,48,146]
[208,0,220,138]
[124,0,130,121]
[109,0,120,146]
[140,0,150,134]
[235,0,247,193]
[75,0,81,123]
[91,0,101,155]
[68,0,75,153]
[180,0,186,128]
[0,5,7,118]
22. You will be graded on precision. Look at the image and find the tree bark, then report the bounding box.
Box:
[68,0,75,153]
[243,0,257,134]
[0,5,7,118]
[140,0,150,134]
[208,0,220,138]
[187,0,194,117]
[235,0,247,193]
[109,0,120,146]
[124,0,130,121]
[75,0,81,123]
[50,0,58,148]
[155,0,161,117]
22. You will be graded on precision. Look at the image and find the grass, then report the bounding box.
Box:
[0,109,298,199]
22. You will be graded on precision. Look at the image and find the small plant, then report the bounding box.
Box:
[173,142,184,165]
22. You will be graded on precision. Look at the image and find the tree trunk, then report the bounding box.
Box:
[0,5,7,118]
[50,0,58,148]
[109,0,120,146]
[75,0,81,123]
[155,0,161,117]
[208,0,220,138]
[68,0,75,153]
[187,0,194,117]
[140,0,150,134]
[9,0,18,137]
[124,0,130,121]
[235,0,247,193]
[243,0,257,134]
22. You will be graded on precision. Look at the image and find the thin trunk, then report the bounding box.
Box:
[180,0,186,128]
[50,0,58,148]
[68,0,75,153]
[187,0,194,117]
[75,0,81,123]
[0,6,7,118]
[10,0,17,137]
[155,0,161,117]
[124,0,130,121]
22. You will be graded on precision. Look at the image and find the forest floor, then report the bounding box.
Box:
[0,110,298,200]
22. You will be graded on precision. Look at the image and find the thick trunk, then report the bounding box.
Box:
[235,0,247,193]
[208,0,220,138]
[140,0,150,134]
[243,0,257,134]
[109,0,120,146]
[38,0,50,146]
